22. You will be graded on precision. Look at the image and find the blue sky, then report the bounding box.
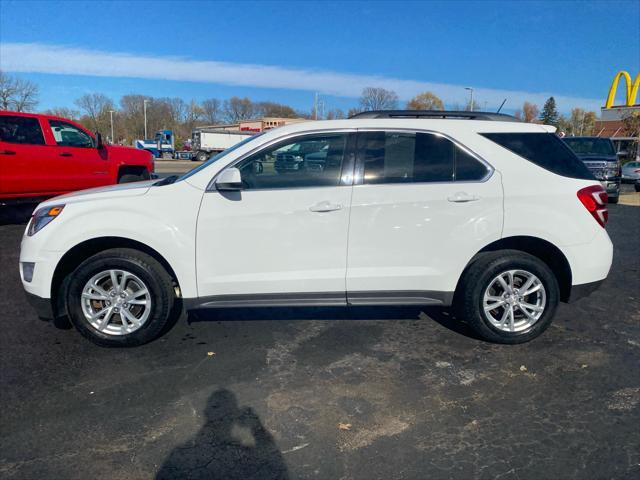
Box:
[1,0,639,115]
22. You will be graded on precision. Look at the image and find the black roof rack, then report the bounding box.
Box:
[349,110,520,122]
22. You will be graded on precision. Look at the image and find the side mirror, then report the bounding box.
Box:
[215,167,243,191]
[95,132,104,149]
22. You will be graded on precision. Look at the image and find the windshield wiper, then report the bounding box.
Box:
[154,175,179,186]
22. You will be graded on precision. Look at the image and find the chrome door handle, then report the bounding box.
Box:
[447,192,480,203]
[309,201,343,212]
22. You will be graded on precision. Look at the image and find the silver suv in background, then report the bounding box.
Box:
[563,137,621,203]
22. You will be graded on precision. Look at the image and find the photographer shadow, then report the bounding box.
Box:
[156,389,289,480]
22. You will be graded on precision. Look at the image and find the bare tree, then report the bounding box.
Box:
[359,87,399,111]
[254,101,298,118]
[201,98,221,124]
[44,107,81,120]
[223,96,255,122]
[74,93,114,131]
[326,109,346,120]
[522,102,539,123]
[406,91,444,110]
[0,70,39,112]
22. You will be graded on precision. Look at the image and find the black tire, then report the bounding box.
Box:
[65,248,176,347]
[195,151,209,162]
[455,250,559,344]
[635,183,640,193]
[608,196,619,204]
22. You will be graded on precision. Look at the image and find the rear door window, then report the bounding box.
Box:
[358,131,489,184]
[48,120,94,148]
[482,132,594,180]
[0,115,45,145]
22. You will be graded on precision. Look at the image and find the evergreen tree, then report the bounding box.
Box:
[540,97,559,126]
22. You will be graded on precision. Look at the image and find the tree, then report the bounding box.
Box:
[0,70,39,112]
[569,108,596,136]
[522,102,539,123]
[359,87,399,111]
[540,97,559,126]
[621,111,640,160]
[406,91,444,110]
[201,98,221,124]
[325,109,346,120]
[223,96,255,122]
[254,101,298,118]
[74,93,114,132]
[44,107,81,120]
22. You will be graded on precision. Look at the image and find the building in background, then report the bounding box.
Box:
[201,117,308,133]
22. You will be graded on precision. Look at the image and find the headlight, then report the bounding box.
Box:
[27,205,65,236]
[605,169,618,178]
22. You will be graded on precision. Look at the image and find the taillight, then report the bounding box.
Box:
[577,185,608,228]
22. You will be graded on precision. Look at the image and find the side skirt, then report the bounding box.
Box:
[184,290,454,311]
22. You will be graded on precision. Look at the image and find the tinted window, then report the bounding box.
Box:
[359,131,488,184]
[482,133,594,180]
[563,138,616,156]
[456,147,490,181]
[236,134,347,189]
[49,120,94,148]
[0,115,45,145]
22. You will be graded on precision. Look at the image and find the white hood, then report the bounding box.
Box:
[39,180,156,207]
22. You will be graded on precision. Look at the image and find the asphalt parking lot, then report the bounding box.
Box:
[1,198,639,480]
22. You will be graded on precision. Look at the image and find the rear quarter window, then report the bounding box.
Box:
[481,132,594,180]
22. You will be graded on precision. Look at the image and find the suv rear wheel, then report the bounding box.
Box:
[456,250,559,344]
[65,248,175,347]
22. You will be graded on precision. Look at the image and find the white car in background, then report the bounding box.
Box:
[621,161,640,182]
[20,111,613,347]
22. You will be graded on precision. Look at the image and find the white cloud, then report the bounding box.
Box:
[0,42,602,111]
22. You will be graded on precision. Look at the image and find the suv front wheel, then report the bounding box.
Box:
[65,248,176,347]
[456,250,560,344]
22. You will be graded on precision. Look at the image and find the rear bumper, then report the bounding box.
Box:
[25,291,54,319]
[566,279,604,303]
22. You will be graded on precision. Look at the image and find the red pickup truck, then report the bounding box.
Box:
[0,111,154,203]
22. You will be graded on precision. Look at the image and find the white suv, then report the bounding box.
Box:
[19,111,613,347]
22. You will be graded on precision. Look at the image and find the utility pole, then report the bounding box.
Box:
[143,99,149,139]
[314,93,318,120]
[465,87,474,112]
[109,110,114,143]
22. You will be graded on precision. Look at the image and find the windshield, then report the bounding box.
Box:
[177,134,263,182]
[563,138,616,156]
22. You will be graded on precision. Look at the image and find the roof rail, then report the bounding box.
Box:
[349,110,520,122]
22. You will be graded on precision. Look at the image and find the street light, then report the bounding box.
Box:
[143,99,149,139]
[109,110,114,144]
[465,87,474,112]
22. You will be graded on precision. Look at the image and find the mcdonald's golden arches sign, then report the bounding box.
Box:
[605,71,640,108]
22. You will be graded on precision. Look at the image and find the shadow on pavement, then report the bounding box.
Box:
[188,305,481,340]
[156,389,288,480]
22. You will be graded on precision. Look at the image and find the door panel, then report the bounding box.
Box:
[0,115,54,196]
[346,177,503,294]
[196,132,355,300]
[197,187,352,298]
[47,120,110,190]
[346,130,503,299]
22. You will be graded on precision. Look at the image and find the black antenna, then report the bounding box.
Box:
[496,99,507,113]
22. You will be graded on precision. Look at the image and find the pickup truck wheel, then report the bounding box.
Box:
[608,196,619,204]
[65,248,175,347]
[118,173,144,183]
[455,250,559,344]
